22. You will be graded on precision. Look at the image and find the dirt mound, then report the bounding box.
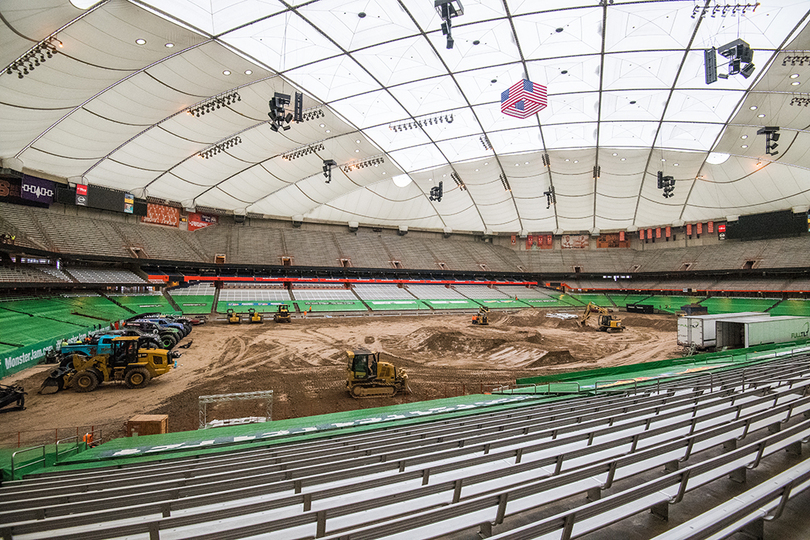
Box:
[411,329,507,354]
[619,314,677,331]
[526,349,579,368]
[525,333,544,344]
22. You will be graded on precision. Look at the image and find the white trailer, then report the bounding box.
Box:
[715,315,810,350]
[677,312,766,350]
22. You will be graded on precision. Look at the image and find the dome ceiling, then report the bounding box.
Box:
[1,0,810,234]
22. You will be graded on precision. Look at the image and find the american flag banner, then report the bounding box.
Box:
[501,79,547,119]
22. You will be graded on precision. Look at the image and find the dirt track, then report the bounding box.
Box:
[0,309,679,446]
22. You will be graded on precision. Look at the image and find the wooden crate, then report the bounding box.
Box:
[126,414,168,437]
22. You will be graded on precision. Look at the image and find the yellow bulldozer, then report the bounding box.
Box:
[40,336,176,393]
[345,349,410,399]
[247,308,263,324]
[578,302,624,333]
[471,306,489,325]
[274,304,292,323]
[227,309,241,324]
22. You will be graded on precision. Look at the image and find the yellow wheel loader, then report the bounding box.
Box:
[273,304,292,323]
[346,349,410,399]
[227,309,241,324]
[578,302,624,333]
[40,336,177,394]
[471,306,489,325]
[247,308,263,324]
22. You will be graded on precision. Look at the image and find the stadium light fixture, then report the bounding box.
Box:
[435,0,463,49]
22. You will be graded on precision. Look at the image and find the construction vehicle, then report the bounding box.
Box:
[40,336,178,394]
[0,383,26,412]
[274,304,291,323]
[227,309,241,324]
[472,306,489,325]
[578,302,624,333]
[345,349,410,398]
[247,308,263,324]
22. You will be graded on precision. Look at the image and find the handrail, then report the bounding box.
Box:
[11,445,46,479]
[55,428,102,463]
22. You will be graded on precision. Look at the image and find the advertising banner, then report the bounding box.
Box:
[697,222,703,235]
[561,234,588,249]
[543,234,553,249]
[187,212,218,231]
[666,226,671,238]
[686,223,692,236]
[75,184,88,206]
[526,235,533,249]
[21,175,55,204]
[511,235,516,246]
[708,221,714,233]
[124,193,134,214]
[142,203,180,227]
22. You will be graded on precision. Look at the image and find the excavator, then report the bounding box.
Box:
[227,309,241,324]
[247,308,263,324]
[471,306,489,325]
[274,304,292,323]
[578,302,625,333]
[40,336,177,394]
[345,349,410,398]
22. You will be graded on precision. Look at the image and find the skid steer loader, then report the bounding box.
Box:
[40,336,178,394]
[247,308,263,324]
[227,309,241,324]
[273,304,291,323]
[345,349,410,399]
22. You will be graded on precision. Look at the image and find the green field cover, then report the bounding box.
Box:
[700,297,780,314]
[769,299,810,317]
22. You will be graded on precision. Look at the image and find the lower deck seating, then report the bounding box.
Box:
[1,355,808,540]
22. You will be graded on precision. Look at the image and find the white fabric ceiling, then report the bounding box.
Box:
[2,0,810,234]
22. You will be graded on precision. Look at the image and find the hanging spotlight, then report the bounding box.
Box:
[757,126,780,155]
[323,159,337,183]
[435,0,463,49]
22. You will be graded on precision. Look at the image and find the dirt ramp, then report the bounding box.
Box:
[415,330,507,354]
[526,349,579,368]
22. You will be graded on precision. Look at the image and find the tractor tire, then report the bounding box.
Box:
[124,367,152,389]
[73,370,100,393]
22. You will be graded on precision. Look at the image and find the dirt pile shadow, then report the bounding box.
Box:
[525,350,582,368]
[404,328,508,354]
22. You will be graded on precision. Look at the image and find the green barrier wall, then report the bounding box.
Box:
[423,299,481,310]
[295,301,367,312]
[365,300,429,311]
[216,300,292,313]
[170,295,215,314]
[0,325,102,379]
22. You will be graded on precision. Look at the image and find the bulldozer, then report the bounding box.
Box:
[274,304,291,323]
[345,349,410,399]
[578,302,624,333]
[40,336,177,394]
[247,308,263,324]
[227,309,241,324]
[471,306,489,325]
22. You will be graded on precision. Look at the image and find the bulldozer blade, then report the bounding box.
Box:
[39,376,64,394]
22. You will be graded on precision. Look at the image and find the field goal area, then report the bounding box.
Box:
[198,390,274,429]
